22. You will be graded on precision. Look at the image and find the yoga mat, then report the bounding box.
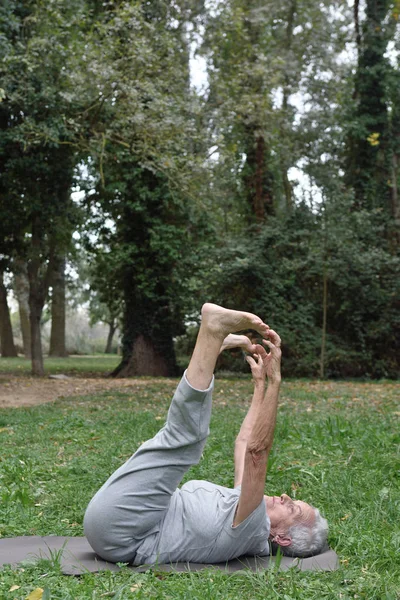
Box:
[0,536,338,575]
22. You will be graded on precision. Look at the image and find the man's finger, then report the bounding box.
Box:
[263,340,274,351]
[254,343,268,359]
[264,330,281,348]
[246,355,256,367]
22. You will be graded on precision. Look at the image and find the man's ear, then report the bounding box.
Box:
[272,533,292,547]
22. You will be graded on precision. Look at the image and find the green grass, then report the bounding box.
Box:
[0,355,120,377]
[0,378,399,599]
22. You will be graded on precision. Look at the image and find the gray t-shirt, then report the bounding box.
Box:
[133,480,270,565]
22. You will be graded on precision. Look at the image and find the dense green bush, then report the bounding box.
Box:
[176,203,399,379]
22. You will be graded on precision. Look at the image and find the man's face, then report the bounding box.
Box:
[264,493,315,537]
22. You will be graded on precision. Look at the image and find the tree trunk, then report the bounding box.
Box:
[320,267,328,379]
[112,267,178,378]
[243,130,274,222]
[27,216,55,376]
[389,72,400,251]
[14,260,31,358]
[282,169,293,211]
[280,0,296,212]
[0,270,18,357]
[390,152,400,249]
[29,299,44,376]
[354,0,361,51]
[115,334,171,377]
[346,0,391,210]
[49,255,68,357]
[241,7,275,222]
[254,135,266,222]
[110,169,181,378]
[28,273,45,376]
[113,313,177,377]
[104,320,117,354]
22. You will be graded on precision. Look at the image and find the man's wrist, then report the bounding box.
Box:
[267,376,281,387]
[254,379,266,390]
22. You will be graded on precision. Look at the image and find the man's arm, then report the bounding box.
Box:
[234,377,266,487]
[233,331,281,527]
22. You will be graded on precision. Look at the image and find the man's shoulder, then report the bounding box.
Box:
[181,480,237,495]
[181,479,236,493]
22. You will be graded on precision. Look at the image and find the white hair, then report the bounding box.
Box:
[281,508,329,558]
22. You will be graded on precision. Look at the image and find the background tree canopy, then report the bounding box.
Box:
[0,0,399,378]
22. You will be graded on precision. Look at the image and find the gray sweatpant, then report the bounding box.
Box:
[83,372,214,562]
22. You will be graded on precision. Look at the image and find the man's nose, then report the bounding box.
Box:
[280,493,291,504]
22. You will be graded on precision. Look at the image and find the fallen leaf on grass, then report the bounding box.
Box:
[130,583,142,592]
[26,589,44,600]
[9,585,21,592]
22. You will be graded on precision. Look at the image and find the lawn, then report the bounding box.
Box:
[0,373,399,599]
[0,355,121,377]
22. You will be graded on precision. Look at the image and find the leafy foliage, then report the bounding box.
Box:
[181,197,399,378]
[0,0,399,377]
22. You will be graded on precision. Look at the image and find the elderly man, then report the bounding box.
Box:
[84,303,328,564]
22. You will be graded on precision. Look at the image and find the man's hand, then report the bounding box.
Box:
[262,329,282,384]
[246,329,282,385]
[246,349,268,384]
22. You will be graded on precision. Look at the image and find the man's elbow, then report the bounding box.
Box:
[246,445,268,470]
[235,434,248,446]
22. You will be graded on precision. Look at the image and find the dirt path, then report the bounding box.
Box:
[1,375,399,411]
[0,375,176,408]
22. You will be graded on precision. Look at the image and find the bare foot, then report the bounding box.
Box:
[201,303,269,340]
[220,334,257,354]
